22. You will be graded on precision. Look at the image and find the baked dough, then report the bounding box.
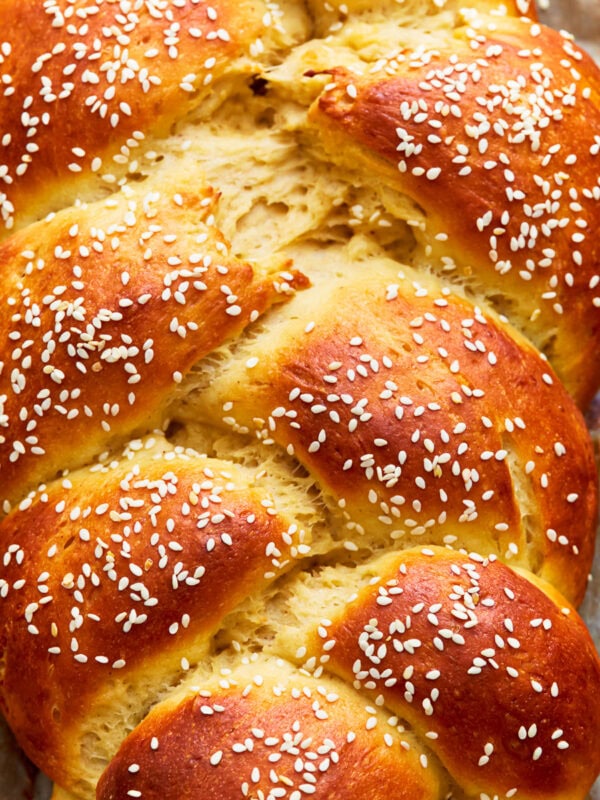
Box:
[0,1,598,798]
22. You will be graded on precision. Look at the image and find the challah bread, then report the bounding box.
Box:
[96,548,600,800]
[180,261,597,605]
[273,547,600,799]
[96,656,449,800]
[0,170,307,512]
[0,0,310,236]
[0,436,324,795]
[0,1,599,799]
[302,16,600,407]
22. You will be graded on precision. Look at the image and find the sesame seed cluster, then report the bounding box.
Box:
[0,1,599,800]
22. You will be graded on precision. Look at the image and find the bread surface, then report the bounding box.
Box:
[0,1,599,799]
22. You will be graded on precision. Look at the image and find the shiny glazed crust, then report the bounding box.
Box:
[0,175,306,509]
[309,18,600,406]
[194,268,597,604]
[96,660,448,800]
[0,1,598,799]
[286,548,600,799]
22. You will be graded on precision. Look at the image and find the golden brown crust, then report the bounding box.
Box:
[0,443,313,789]
[295,547,600,800]
[196,270,597,604]
[0,176,307,512]
[309,17,600,406]
[96,660,447,800]
[0,0,296,235]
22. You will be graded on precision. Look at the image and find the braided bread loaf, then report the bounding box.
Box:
[0,1,599,798]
